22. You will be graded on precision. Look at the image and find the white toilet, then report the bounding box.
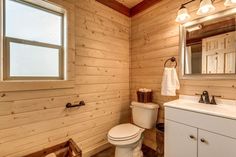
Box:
[108,101,159,157]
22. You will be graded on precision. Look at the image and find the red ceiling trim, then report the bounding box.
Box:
[96,0,130,16]
[96,0,162,17]
[130,0,162,17]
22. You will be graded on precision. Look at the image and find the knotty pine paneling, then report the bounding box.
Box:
[0,0,130,156]
[131,0,235,150]
[1,0,234,155]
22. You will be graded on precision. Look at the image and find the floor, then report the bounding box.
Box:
[92,145,156,157]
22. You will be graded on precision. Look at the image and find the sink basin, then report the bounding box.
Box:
[164,95,236,120]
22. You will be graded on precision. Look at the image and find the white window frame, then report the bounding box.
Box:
[2,0,66,80]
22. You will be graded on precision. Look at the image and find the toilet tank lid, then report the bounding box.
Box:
[131,101,159,109]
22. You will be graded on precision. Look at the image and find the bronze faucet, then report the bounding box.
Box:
[196,91,221,105]
[202,91,210,104]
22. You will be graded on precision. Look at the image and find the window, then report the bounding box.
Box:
[3,0,65,80]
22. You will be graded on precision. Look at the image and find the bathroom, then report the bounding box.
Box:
[0,0,236,157]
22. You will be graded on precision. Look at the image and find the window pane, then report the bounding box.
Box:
[9,42,60,77]
[5,0,62,45]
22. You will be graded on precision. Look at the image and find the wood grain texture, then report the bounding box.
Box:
[131,0,233,150]
[0,0,130,156]
[1,0,235,156]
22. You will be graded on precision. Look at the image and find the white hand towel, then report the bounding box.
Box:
[161,67,180,96]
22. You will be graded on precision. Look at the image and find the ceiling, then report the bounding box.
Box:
[115,0,144,8]
[96,0,161,17]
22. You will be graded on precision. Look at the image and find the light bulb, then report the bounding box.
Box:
[225,0,236,6]
[200,6,210,13]
[179,15,188,21]
[197,0,215,15]
[175,6,191,23]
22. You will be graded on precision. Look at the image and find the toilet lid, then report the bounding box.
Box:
[108,123,142,141]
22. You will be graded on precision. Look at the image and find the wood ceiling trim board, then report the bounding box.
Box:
[130,0,162,17]
[96,0,130,16]
[96,0,162,17]
[116,0,143,8]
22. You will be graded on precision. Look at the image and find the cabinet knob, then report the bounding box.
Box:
[189,135,195,140]
[200,138,207,143]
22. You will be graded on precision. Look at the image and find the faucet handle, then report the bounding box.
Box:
[210,95,221,105]
[195,93,204,103]
[210,96,217,105]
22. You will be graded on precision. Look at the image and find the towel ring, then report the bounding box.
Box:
[164,57,177,68]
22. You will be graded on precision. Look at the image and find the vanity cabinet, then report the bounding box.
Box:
[165,120,197,157]
[165,107,236,157]
[198,129,236,157]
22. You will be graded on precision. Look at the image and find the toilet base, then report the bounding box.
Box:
[114,136,143,157]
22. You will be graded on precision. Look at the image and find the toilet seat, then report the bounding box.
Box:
[108,123,144,146]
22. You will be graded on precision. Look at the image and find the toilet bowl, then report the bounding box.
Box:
[108,102,159,157]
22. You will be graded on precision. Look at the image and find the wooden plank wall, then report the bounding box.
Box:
[1,0,235,155]
[0,0,130,156]
[131,0,236,150]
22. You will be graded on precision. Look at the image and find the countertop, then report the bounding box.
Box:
[164,95,236,120]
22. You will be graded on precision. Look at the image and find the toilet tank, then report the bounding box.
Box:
[131,101,159,129]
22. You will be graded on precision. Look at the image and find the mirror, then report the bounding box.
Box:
[180,8,236,79]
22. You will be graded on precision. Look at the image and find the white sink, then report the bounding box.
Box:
[164,95,236,120]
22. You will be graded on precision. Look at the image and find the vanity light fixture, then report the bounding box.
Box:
[175,5,191,23]
[197,0,215,15]
[224,0,236,6]
[176,0,219,24]
[175,0,195,23]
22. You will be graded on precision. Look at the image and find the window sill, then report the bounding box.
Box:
[0,80,74,92]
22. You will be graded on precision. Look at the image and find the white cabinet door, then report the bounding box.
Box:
[202,35,225,74]
[225,52,236,73]
[165,120,198,157]
[206,54,218,74]
[198,129,236,157]
[202,31,236,74]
